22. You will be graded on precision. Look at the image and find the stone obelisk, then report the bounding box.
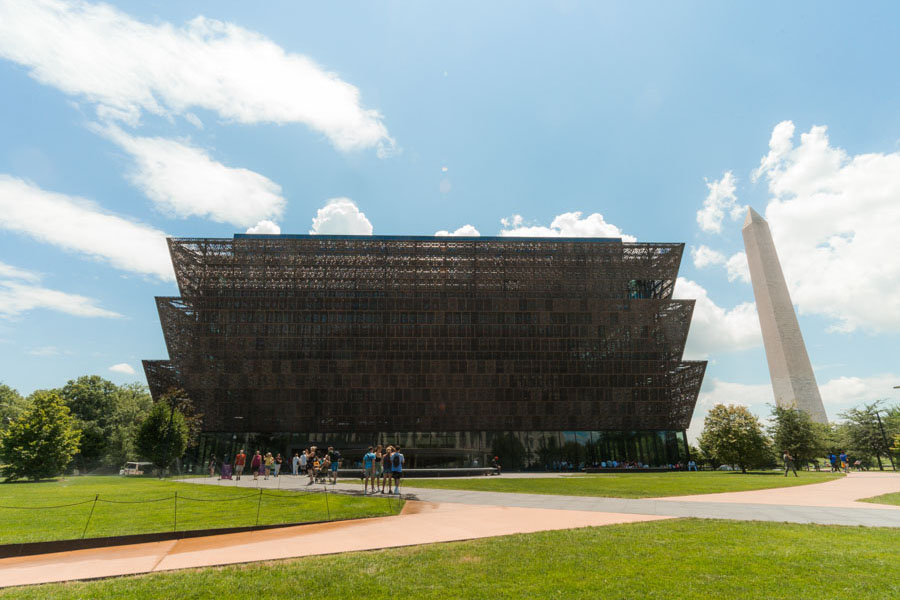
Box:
[742,207,828,423]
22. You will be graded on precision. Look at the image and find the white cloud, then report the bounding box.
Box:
[674,277,761,359]
[499,212,636,241]
[0,260,41,282]
[245,220,281,235]
[435,224,480,236]
[725,251,750,284]
[309,198,373,235]
[820,374,899,411]
[102,127,285,227]
[27,345,59,356]
[0,280,121,319]
[696,171,745,234]
[0,0,393,154]
[690,245,725,269]
[752,121,900,332]
[108,362,135,374]
[0,175,173,281]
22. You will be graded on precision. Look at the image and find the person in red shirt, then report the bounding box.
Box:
[234,449,246,481]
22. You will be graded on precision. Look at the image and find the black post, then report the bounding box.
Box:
[255,488,263,526]
[82,494,99,539]
[875,411,895,470]
[173,492,178,532]
[323,485,331,520]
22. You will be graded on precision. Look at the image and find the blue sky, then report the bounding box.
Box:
[1,1,899,437]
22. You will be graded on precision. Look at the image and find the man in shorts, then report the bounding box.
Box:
[234,449,246,481]
[363,446,377,493]
[299,448,308,477]
[327,446,341,485]
[390,444,405,494]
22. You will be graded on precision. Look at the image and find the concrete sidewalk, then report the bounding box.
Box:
[0,502,669,589]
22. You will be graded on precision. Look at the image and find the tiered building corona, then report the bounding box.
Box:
[144,234,706,469]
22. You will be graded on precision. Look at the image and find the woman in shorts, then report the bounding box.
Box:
[374,444,384,485]
[380,446,393,493]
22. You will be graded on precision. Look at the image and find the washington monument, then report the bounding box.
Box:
[742,207,828,423]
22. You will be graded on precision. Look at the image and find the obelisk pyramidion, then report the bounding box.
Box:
[742,207,828,423]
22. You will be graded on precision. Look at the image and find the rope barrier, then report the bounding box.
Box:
[0,499,95,510]
[96,496,176,504]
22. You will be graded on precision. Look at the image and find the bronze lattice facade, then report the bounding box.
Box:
[144,234,705,469]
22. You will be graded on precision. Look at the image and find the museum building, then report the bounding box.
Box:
[143,234,705,470]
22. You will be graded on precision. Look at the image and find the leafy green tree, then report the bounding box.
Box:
[59,375,119,470]
[0,391,81,481]
[0,383,29,430]
[840,401,895,470]
[698,404,773,473]
[768,404,824,469]
[104,383,153,468]
[136,398,189,475]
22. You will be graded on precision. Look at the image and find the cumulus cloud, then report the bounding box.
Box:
[435,224,480,236]
[109,362,135,374]
[0,175,173,281]
[696,171,745,234]
[725,251,750,284]
[674,277,761,359]
[245,220,281,235]
[101,127,285,227]
[0,0,393,154]
[499,212,636,241]
[690,245,725,269]
[309,198,373,235]
[752,121,900,332]
[0,279,121,319]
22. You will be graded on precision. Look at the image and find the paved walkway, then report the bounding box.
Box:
[2,472,898,589]
[0,502,668,588]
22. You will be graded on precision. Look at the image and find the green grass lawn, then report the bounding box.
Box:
[400,470,842,498]
[859,492,900,506]
[4,518,897,599]
[0,476,401,544]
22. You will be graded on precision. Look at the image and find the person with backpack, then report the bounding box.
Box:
[380,446,393,493]
[363,446,378,494]
[327,446,342,485]
[390,444,405,494]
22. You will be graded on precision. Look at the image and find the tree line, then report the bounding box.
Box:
[0,376,196,481]
[696,401,900,473]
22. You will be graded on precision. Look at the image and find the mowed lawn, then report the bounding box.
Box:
[401,470,842,498]
[4,519,898,599]
[0,476,400,544]
[860,492,900,506]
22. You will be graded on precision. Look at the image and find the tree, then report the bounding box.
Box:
[136,398,189,475]
[59,375,119,470]
[0,390,81,481]
[768,404,824,469]
[840,401,895,470]
[104,383,153,468]
[698,404,772,473]
[0,383,29,430]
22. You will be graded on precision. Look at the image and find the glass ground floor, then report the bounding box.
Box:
[186,430,688,474]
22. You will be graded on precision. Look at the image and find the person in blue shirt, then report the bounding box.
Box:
[390,444,405,494]
[363,446,377,494]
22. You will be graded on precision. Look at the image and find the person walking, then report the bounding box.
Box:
[292,452,300,476]
[783,450,798,477]
[264,452,274,480]
[327,446,341,485]
[208,454,217,478]
[251,450,262,480]
[839,450,848,473]
[363,446,377,493]
[390,445,405,494]
[307,447,317,485]
[274,453,283,477]
[300,448,308,478]
[374,444,384,489]
[234,449,246,481]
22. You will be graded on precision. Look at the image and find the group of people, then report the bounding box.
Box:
[828,451,864,473]
[207,450,286,481]
[361,444,405,494]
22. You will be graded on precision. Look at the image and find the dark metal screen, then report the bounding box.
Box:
[144,235,705,434]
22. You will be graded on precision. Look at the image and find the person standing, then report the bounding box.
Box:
[327,446,341,485]
[292,452,300,476]
[208,454,217,478]
[783,450,798,477]
[251,450,262,480]
[307,447,317,485]
[234,449,246,481]
[380,446,393,493]
[264,452,274,480]
[839,450,848,473]
[274,453,283,477]
[363,446,377,493]
[300,449,308,478]
[390,445,405,494]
